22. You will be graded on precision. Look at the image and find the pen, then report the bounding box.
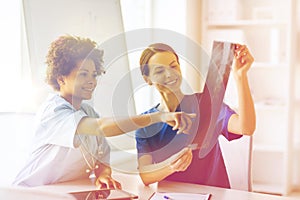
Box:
[163,195,174,199]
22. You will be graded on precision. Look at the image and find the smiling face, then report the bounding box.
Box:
[59,59,98,108]
[144,51,182,94]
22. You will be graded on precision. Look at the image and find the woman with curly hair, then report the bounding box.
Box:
[13,35,195,188]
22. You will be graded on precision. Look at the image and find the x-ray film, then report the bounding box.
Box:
[191,41,235,158]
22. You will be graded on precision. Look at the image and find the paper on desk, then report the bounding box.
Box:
[149,192,211,200]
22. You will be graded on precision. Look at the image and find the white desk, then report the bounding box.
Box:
[157,181,299,200]
[0,186,75,200]
[33,172,300,200]
[35,173,156,200]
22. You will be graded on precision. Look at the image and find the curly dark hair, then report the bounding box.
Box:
[45,35,104,91]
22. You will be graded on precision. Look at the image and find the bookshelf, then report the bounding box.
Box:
[200,0,297,195]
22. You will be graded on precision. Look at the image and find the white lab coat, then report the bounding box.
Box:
[13,94,110,186]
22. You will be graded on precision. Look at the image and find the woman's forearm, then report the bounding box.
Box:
[98,112,163,137]
[139,164,174,186]
[235,74,256,135]
[76,112,162,136]
[77,111,195,137]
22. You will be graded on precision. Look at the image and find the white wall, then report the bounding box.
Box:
[0,113,36,186]
[22,0,138,151]
[23,0,134,116]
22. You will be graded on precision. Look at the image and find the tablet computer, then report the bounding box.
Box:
[69,189,138,200]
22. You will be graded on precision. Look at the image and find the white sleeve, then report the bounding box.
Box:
[40,104,87,148]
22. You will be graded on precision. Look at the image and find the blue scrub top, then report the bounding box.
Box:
[135,93,242,188]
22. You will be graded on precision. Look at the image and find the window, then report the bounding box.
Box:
[0,0,38,112]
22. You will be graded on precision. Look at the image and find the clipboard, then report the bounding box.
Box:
[149,192,211,200]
